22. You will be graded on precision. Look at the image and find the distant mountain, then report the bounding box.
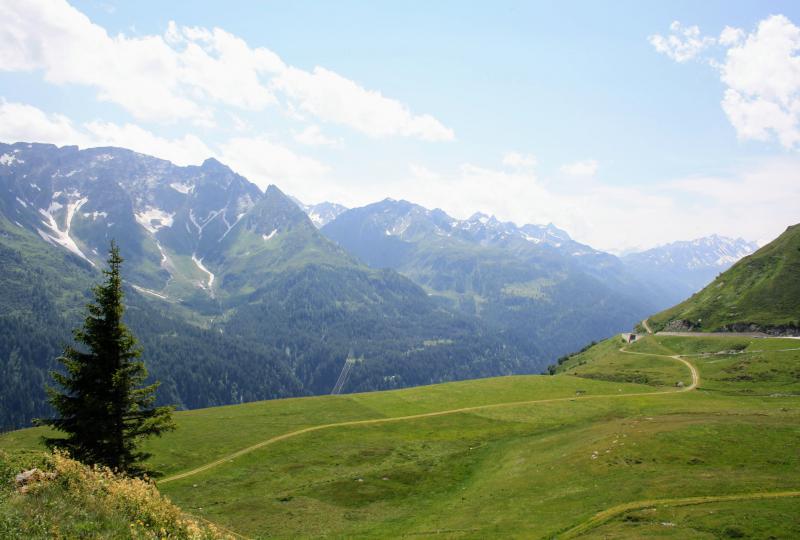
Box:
[647,224,800,335]
[622,235,758,306]
[0,142,526,430]
[321,199,656,359]
[294,199,348,228]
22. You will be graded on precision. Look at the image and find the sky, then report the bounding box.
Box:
[1,0,799,252]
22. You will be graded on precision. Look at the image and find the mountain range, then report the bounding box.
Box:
[313,197,758,355]
[0,141,759,429]
[0,142,523,429]
[299,197,757,308]
[621,234,758,306]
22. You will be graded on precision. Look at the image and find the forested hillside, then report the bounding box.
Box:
[0,143,527,430]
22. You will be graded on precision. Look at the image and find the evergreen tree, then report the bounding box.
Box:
[41,241,174,475]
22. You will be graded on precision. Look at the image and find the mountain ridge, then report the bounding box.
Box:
[0,141,528,430]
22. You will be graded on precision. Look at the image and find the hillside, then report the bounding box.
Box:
[3,333,798,538]
[0,142,527,430]
[647,224,800,334]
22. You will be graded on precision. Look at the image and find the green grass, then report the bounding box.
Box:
[2,334,799,538]
[575,497,800,539]
[556,336,689,386]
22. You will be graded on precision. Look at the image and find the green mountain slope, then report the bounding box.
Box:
[0,212,305,429]
[647,224,800,334]
[3,333,798,538]
[0,142,530,430]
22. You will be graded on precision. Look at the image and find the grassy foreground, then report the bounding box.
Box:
[1,334,799,538]
[0,451,230,539]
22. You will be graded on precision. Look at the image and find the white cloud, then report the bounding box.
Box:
[320,155,796,252]
[164,22,283,110]
[0,0,453,140]
[218,136,329,191]
[649,21,715,62]
[293,125,342,147]
[719,26,745,46]
[274,67,454,141]
[0,98,210,165]
[408,163,440,181]
[0,98,335,189]
[719,15,800,149]
[82,121,213,166]
[560,159,598,177]
[502,152,537,169]
[0,0,211,124]
[0,98,83,144]
[652,15,800,150]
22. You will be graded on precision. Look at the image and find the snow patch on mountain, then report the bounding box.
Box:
[295,200,349,228]
[83,211,108,220]
[262,229,278,241]
[169,181,194,194]
[192,254,215,296]
[0,153,21,166]
[189,209,223,239]
[37,195,94,266]
[132,284,169,300]
[135,207,175,234]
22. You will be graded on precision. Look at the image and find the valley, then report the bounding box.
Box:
[0,142,759,431]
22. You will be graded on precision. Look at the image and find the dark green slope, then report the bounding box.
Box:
[0,213,304,429]
[0,142,532,430]
[648,224,800,334]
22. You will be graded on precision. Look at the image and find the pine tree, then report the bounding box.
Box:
[41,241,174,475]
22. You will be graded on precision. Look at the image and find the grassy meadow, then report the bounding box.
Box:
[1,334,798,538]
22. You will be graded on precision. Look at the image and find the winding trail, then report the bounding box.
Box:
[160,345,698,485]
[161,335,800,485]
[158,334,800,539]
[559,490,800,538]
[641,318,653,334]
[617,346,699,390]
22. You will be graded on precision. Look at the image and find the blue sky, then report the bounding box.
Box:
[1,0,799,250]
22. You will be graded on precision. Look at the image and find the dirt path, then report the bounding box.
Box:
[160,347,698,485]
[162,335,800,485]
[158,336,795,538]
[642,318,653,334]
[617,347,699,390]
[558,490,800,538]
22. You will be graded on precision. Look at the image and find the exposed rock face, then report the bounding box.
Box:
[661,319,800,336]
[721,323,800,337]
[663,319,698,332]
